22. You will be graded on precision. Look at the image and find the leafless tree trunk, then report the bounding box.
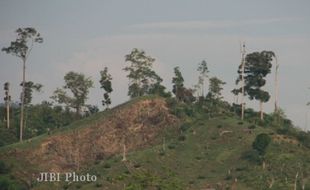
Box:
[5,85,10,129]
[262,160,266,170]
[274,55,279,113]
[260,101,264,120]
[122,143,127,162]
[162,137,166,152]
[294,172,299,190]
[241,43,246,121]
[268,176,274,188]
[20,59,26,141]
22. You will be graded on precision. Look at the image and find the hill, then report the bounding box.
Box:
[1,96,310,189]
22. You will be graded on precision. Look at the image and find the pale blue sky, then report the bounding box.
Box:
[0,0,309,129]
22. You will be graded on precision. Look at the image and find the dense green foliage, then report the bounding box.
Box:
[0,101,94,146]
[252,133,271,155]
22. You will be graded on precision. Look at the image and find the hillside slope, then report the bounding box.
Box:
[1,97,310,190]
[0,97,179,188]
[65,115,310,190]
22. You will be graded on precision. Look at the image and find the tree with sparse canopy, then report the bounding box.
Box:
[2,27,43,141]
[124,48,164,98]
[21,81,42,129]
[207,77,226,101]
[100,67,113,109]
[172,67,195,103]
[197,60,209,97]
[22,81,43,106]
[236,51,274,120]
[172,67,185,101]
[51,71,93,116]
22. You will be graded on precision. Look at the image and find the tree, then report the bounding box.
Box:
[99,67,113,109]
[236,51,274,120]
[21,81,42,129]
[193,76,203,98]
[207,77,226,101]
[197,60,209,97]
[172,67,195,103]
[273,55,279,113]
[252,133,271,169]
[85,105,99,116]
[21,81,42,106]
[124,48,163,98]
[51,72,93,116]
[172,67,184,101]
[2,27,43,141]
[3,82,11,129]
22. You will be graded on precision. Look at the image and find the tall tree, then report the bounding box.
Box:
[2,27,43,141]
[51,72,93,116]
[193,76,203,97]
[237,51,274,120]
[172,66,185,101]
[234,42,246,120]
[123,48,163,98]
[99,67,113,109]
[197,60,209,97]
[172,67,195,103]
[273,54,279,113]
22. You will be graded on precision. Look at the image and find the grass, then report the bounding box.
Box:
[1,96,310,189]
[31,114,309,190]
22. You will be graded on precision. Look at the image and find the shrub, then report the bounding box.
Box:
[0,176,9,190]
[166,97,177,109]
[0,160,9,174]
[133,163,141,168]
[63,184,69,190]
[168,144,176,149]
[184,106,194,117]
[103,163,111,169]
[225,175,232,180]
[180,123,191,132]
[297,131,310,148]
[248,125,256,129]
[75,184,82,189]
[159,151,165,156]
[189,180,195,184]
[241,150,261,163]
[178,135,186,141]
[197,175,206,180]
[252,133,271,155]
[95,182,103,188]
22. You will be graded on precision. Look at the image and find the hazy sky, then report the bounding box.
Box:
[0,0,309,130]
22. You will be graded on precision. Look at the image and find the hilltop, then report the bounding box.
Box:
[0,96,310,190]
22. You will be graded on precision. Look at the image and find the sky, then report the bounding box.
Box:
[0,0,309,130]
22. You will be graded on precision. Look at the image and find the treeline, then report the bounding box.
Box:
[0,27,308,147]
